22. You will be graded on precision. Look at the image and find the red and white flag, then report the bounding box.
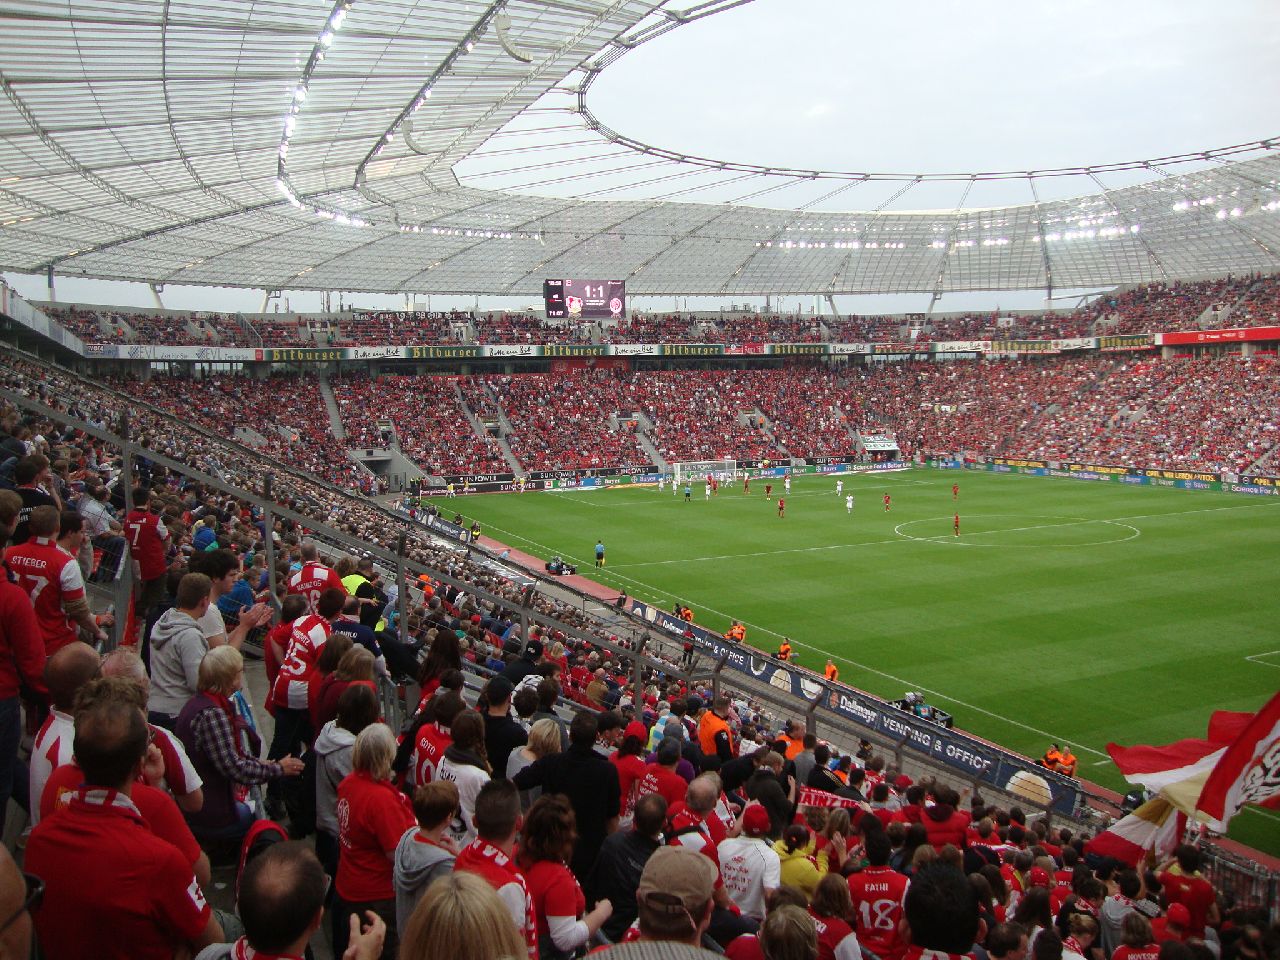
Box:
[1084,796,1184,867]
[1106,709,1254,816]
[1195,691,1280,830]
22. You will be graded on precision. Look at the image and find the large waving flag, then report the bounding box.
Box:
[1084,797,1184,867]
[1092,705,1267,861]
[1106,710,1255,817]
[1195,691,1280,829]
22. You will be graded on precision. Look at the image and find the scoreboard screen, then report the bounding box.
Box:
[543,279,626,319]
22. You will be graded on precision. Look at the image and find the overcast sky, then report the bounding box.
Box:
[5,0,1277,316]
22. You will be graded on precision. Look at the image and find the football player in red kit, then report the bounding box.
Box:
[883,493,891,512]
[778,498,785,518]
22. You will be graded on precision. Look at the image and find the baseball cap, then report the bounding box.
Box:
[637,847,717,918]
[1166,904,1191,926]
[742,805,771,838]
[625,721,648,742]
[1028,867,1051,888]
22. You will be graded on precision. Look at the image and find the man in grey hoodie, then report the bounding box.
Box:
[146,573,213,728]
[393,779,461,933]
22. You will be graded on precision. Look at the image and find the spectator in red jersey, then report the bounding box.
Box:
[100,647,204,815]
[1112,914,1161,960]
[334,722,415,960]
[848,829,909,960]
[264,593,308,693]
[125,486,172,620]
[453,778,539,960]
[267,585,345,814]
[315,684,381,885]
[1156,846,1220,940]
[4,506,106,652]
[638,737,690,809]
[25,679,224,960]
[1150,904,1191,944]
[520,793,614,959]
[923,785,970,851]
[611,719,650,823]
[286,540,345,615]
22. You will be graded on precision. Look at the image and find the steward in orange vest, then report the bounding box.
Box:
[1041,744,1063,770]
[824,660,839,682]
[724,621,746,643]
[776,639,793,661]
[698,696,735,761]
[1056,746,1078,777]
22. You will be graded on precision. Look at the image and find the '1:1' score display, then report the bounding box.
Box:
[543,279,626,319]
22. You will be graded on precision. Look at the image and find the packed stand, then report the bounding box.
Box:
[331,374,510,477]
[1226,276,1280,330]
[624,370,783,464]
[850,357,1108,458]
[109,373,375,492]
[730,368,866,458]
[716,314,826,343]
[1017,356,1280,475]
[330,311,456,347]
[483,370,654,472]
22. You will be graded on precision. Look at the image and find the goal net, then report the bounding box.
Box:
[671,459,738,490]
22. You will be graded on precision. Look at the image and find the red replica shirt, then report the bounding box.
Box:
[455,840,538,960]
[41,763,201,867]
[0,573,46,700]
[286,561,345,615]
[524,859,585,948]
[1158,871,1216,937]
[412,722,453,788]
[335,770,416,902]
[25,786,211,960]
[1113,947,1161,960]
[610,752,647,818]
[812,908,861,960]
[124,509,171,581]
[4,537,86,653]
[847,865,909,960]
[271,613,332,710]
[637,763,687,808]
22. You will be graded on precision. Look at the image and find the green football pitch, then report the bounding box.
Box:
[429,468,1280,855]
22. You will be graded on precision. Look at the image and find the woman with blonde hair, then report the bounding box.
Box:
[761,903,819,960]
[507,717,563,809]
[174,645,303,841]
[335,722,415,959]
[399,871,525,960]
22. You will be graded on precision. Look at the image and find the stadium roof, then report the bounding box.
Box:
[1,0,1279,297]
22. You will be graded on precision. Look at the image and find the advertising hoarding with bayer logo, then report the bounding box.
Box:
[543,279,626,319]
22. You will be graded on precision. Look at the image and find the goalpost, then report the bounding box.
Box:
[671,459,738,491]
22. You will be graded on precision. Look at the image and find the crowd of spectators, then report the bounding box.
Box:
[1017,356,1280,475]
[483,370,654,472]
[623,370,780,464]
[331,374,511,477]
[34,274,1280,351]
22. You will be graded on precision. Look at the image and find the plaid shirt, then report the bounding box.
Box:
[190,704,281,785]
